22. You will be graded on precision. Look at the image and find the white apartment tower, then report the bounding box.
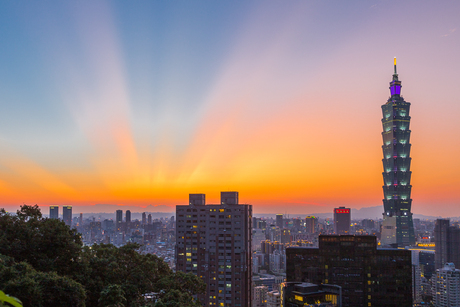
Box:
[267,290,281,307]
[253,285,268,307]
[434,263,460,307]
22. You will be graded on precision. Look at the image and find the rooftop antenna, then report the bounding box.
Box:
[394,57,397,75]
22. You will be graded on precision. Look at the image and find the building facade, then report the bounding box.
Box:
[276,214,284,229]
[435,219,460,270]
[381,58,416,247]
[116,210,123,230]
[305,216,317,234]
[176,192,252,307]
[63,206,72,227]
[333,207,350,235]
[49,205,59,219]
[126,210,131,223]
[267,290,281,307]
[286,235,412,306]
[433,263,460,307]
[281,282,341,307]
[253,285,268,307]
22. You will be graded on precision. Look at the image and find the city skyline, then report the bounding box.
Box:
[1,1,460,216]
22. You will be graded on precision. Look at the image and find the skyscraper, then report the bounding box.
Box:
[176,192,252,307]
[125,210,131,223]
[381,58,415,246]
[434,219,460,269]
[49,205,59,219]
[116,210,123,230]
[333,207,350,235]
[63,206,72,227]
[305,216,317,234]
[142,212,146,224]
[276,214,283,229]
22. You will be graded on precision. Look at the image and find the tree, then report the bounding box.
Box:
[0,205,206,307]
[0,205,82,276]
[75,243,172,307]
[151,272,205,307]
[98,285,126,307]
[0,255,85,307]
[152,289,202,307]
[154,271,206,298]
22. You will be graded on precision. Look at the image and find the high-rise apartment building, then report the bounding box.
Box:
[116,210,123,230]
[267,290,281,307]
[433,263,460,307]
[176,192,252,307]
[276,214,283,229]
[142,212,146,224]
[333,207,350,235]
[253,285,268,307]
[49,205,59,219]
[381,58,416,246]
[435,219,460,269]
[286,235,412,307]
[305,216,317,234]
[126,210,131,223]
[63,206,72,227]
[436,219,450,270]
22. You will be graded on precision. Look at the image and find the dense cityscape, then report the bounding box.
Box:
[46,197,450,307]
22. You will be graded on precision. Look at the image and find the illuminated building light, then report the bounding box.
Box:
[417,243,435,247]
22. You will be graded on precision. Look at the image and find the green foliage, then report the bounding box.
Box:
[0,205,82,276]
[0,290,22,307]
[155,271,206,297]
[76,243,172,307]
[98,284,126,307]
[152,289,202,307]
[151,272,205,307]
[0,205,206,307]
[0,255,85,307]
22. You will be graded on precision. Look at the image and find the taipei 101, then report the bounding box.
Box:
[0,1,459,307]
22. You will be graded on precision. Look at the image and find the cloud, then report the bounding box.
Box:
[442,28,456,37]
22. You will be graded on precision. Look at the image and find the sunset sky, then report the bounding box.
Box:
[0,1,459,216]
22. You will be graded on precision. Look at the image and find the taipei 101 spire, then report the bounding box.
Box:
[380,58,416,247]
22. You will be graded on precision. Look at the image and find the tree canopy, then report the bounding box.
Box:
[0,205,205,307]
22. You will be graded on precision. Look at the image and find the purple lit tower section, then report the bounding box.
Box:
[380,58,415,247]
